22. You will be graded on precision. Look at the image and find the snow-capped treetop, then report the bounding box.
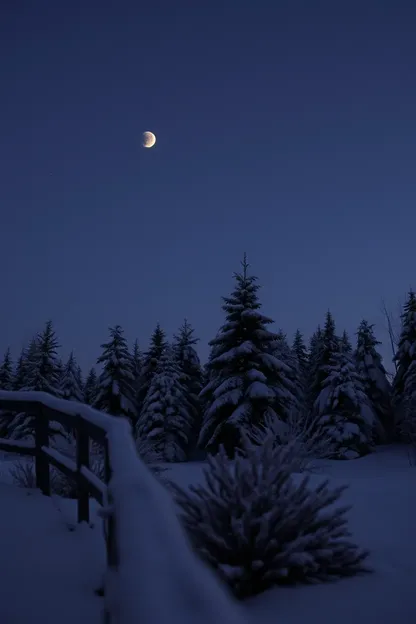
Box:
[315,349,378,457]
[355,320,391,395]
[95,325,136,421]
[137,344,194,461]
[137,323,168,409]
[340,330,353,354]
[394,291,416,399]
[23,321,62,397]
[84,367,98,405]
[199,255,291,454]
[292,329,308,376]
[60,352,84,403]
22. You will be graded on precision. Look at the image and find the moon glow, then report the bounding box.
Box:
[143,131,156,148]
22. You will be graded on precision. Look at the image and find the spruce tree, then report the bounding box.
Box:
[84,367,98,405]
[355,320,392,441]
[137,344,193,461]
[131,339,143,400]
[0,348,13,390]
[23,321,62,396]
[392,291,416,437]
[60,352,84,402]
[270,330,303,420]
[292,330,308,380]
[0,348,13,436]
[199,255,291,456]
[315,348,377,458]
[173,319,203,451]
[8,322,62,439]
[341,330,353,354]
[95,325,136,423]
[13,341,37,390]
[137,324,167,413]
[309,312,340,411]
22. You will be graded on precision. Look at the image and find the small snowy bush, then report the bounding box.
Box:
[171,437,370,599]
[250,412,335,473]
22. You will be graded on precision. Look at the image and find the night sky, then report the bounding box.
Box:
[1,1,415,370]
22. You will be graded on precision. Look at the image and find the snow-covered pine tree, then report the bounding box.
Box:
[198,255,292,456]
[392,291,416,439]
[60,352,84,402]
[137,344,193,462]
[0,348,13,436]
[341,330,353,354]
[95,325,136,424]
[13,340,37,390]
[24,322,63,396]
[309,312,340,411]
[173,319,203,453]
[270,330,303,420]
[8,322,63,439]
[171,436,370,598]
[292,329,308,381]
[305,326,323,413]
[315,347,377,459]
[76,365,83,394]
[0,348,13,390]
[131,338,143,403]
[84,367,98,405]
[355,320,392,441]
[137,324,167,414]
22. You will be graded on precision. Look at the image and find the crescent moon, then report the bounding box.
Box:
[143,131,156,148]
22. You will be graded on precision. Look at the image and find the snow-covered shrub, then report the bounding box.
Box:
[9,458,77,496]
[170,437,370,599]
[249,412,335,473]
[9,459,37,488]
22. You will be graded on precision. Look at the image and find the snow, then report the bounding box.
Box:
[0,482,104,624]
[0,444,415,623]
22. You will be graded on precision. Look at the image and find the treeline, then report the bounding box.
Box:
[0,255,415,461]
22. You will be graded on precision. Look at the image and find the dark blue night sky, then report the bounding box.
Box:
[1,1,415,369]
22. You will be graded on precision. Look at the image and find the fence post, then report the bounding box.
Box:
[76,416,90,523]
[103,440,117,624]
[35,406,50,496]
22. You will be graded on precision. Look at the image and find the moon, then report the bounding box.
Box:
[143,131,156,148]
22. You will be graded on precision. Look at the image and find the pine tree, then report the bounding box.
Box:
[341,330,353,354]
[270,330,303,420]
[309,312,340,412]
[292,330,308,380]
[355,320,392,441]
[84,367,98,405]
[60,352,84,402]
[199,255,292,456]
[0,348,13,390]
[13,340,37,390]
[137,324,167,413]
[392,291,416,437]
[315,348,376,458]
[8,322,62,439]
[0,348,13,436]
[95,325,136,422]
[173,319,203,452]
[23,321,62,396]
[131,339,143,400]
[137,344,193,462]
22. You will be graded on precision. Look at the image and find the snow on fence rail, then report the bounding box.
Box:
[0,391,247,624]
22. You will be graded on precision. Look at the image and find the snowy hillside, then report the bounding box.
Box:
[0,445,415,624]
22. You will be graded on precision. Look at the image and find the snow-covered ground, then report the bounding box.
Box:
[0,445,415,623]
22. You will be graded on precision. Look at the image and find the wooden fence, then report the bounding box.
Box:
[0,390,118,621]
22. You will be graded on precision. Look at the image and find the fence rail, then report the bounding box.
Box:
[0,390,117,622]
[0,390,244,624]
[0,392,109,519]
